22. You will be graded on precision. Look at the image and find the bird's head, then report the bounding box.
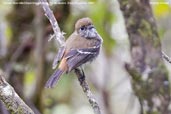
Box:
[75,17,97,38]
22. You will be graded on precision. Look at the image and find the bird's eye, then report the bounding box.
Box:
[80,26,85,31]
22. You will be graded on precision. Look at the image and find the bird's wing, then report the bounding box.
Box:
[65,46,100,72]
[52,46,65,69]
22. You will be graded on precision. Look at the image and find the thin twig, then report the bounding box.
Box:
[162,52,171,64]
[74,68,101,114]
[0,70,34,114]
[39,0,65,46]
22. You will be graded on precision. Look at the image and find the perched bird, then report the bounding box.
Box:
[45,17,103,88]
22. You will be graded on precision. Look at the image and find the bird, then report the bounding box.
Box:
[45,17,103,88]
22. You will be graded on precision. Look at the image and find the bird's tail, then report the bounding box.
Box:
[45,69,64,88]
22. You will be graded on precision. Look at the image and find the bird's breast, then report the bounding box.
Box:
[66,33,101,50]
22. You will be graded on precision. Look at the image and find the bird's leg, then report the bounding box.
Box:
[74,68,85,85]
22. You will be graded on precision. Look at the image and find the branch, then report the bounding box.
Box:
[39,1,101,114]
[74,68,101,114]
[118,0,171,113]
[39,0,65,46]
[0,70,34,114]
[162,52,171,64]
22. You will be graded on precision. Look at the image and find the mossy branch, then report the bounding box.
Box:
[118,0,171,113]
[0,70,34,114]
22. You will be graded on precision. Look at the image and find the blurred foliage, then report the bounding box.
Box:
[89,0,116,55]
[24,70,35,84]
[151,0,171,38]
[5,25,13,43]
[42,74,74,113]
[51,104,72,114]
[152,0,171,18]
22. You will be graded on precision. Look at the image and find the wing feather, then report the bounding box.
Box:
[65,47,100,72]
[52,46,65,69]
